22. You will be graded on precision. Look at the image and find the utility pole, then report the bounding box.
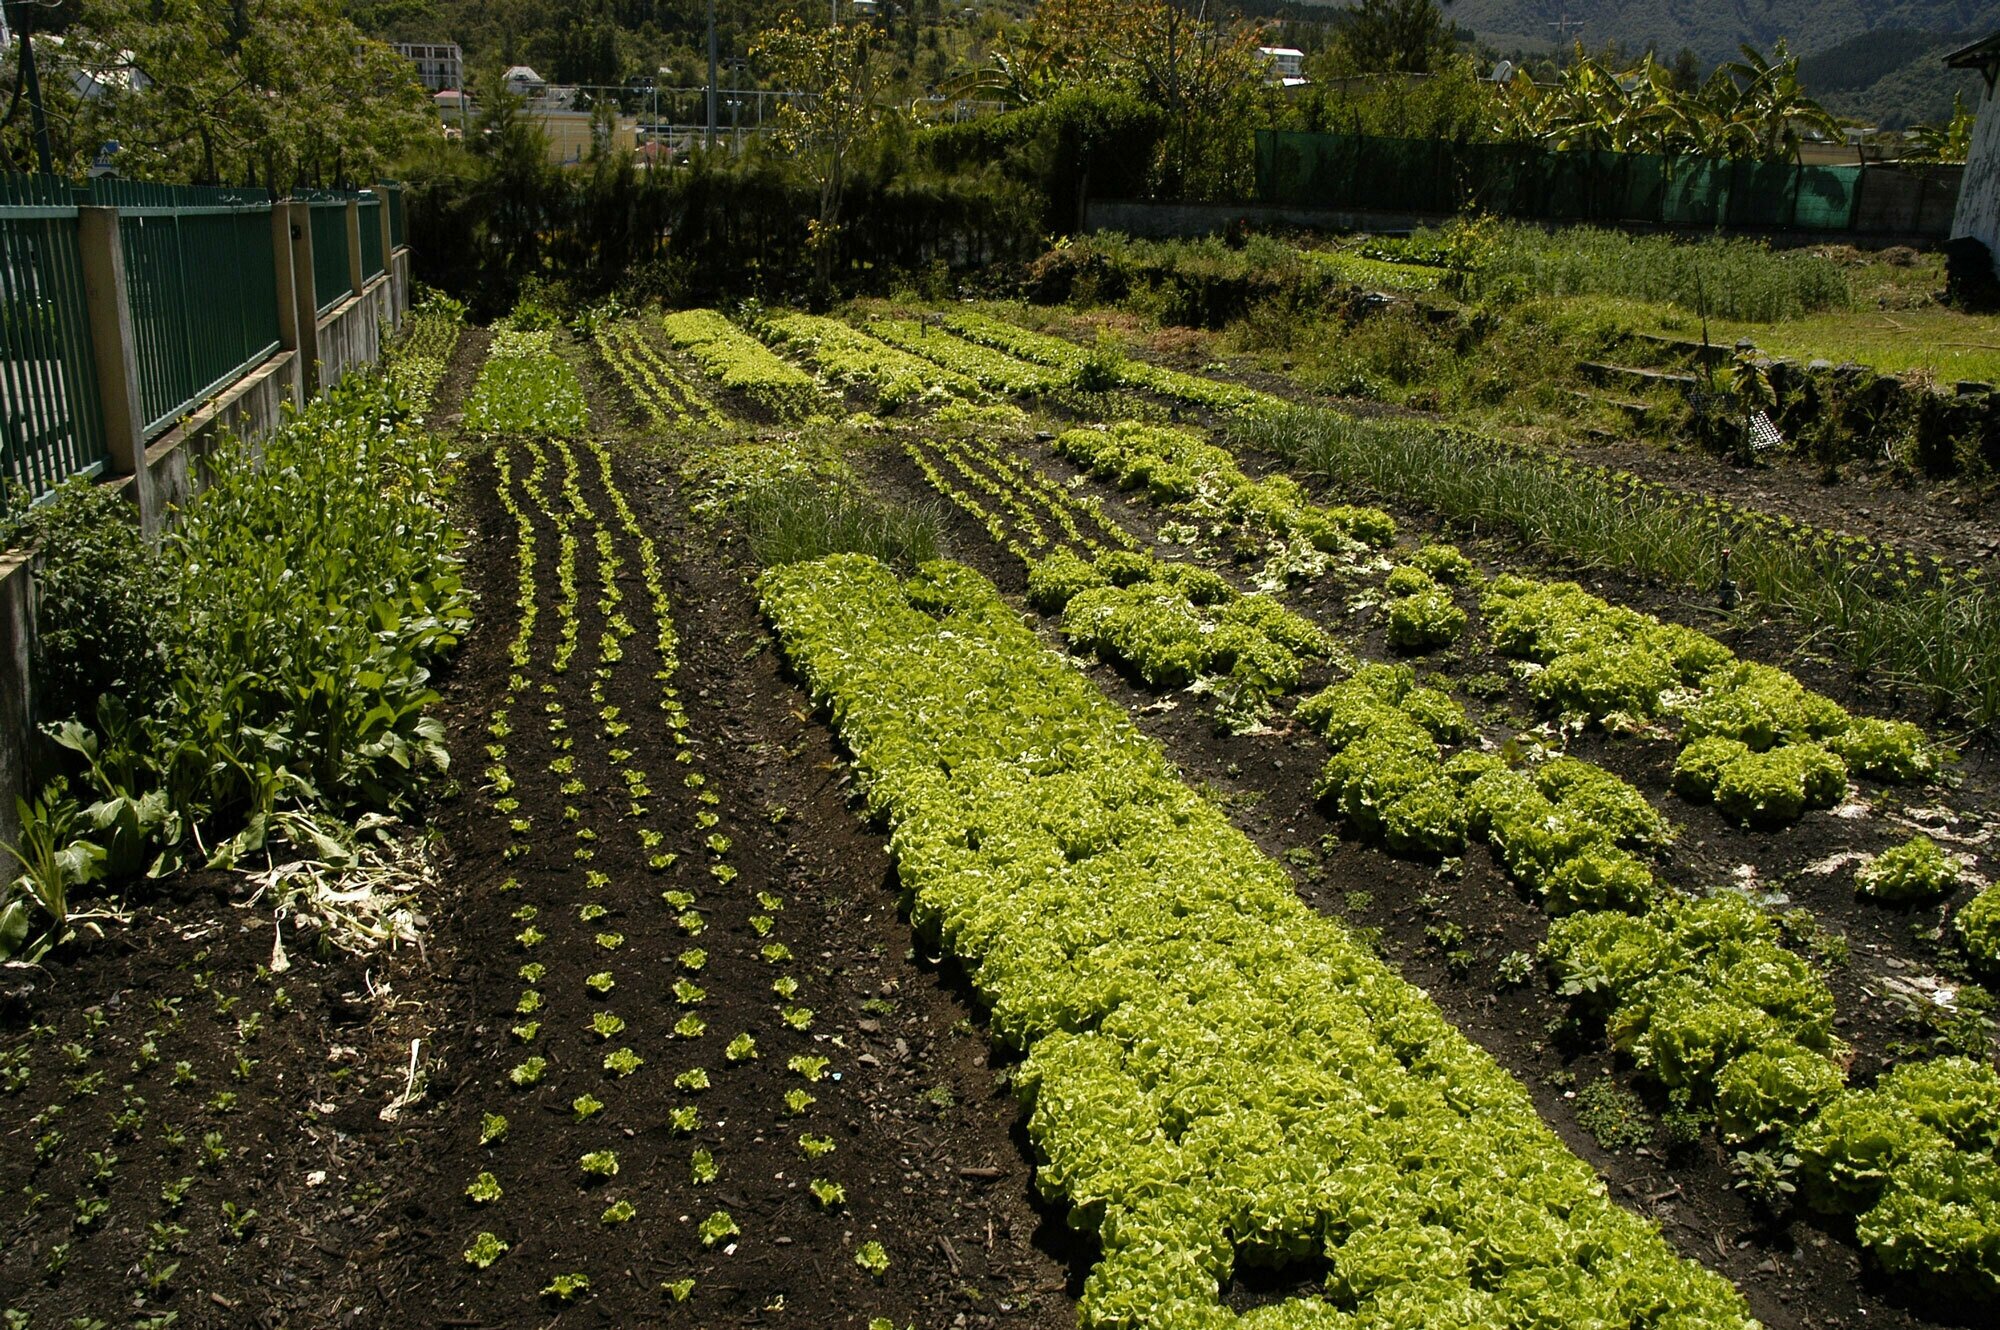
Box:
[706,0,719,151]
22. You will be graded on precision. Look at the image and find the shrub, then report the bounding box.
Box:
[1857,835,1959,903]
[23,479,171,726]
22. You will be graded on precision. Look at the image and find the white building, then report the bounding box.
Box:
[1257,46,1307,87]
[393,42,464,95]
[1947,35,2000,277]
[503,65,547,100]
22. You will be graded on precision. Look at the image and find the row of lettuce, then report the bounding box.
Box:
[0,297,471,960]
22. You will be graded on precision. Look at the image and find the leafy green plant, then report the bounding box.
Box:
[464,1232,508,1269]
[854,1240,890,1278]
[697,1210,739,1246]
[1857,835,1960,903]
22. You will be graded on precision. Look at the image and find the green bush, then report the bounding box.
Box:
[22,480,172,727]
[1857,834,1959,903]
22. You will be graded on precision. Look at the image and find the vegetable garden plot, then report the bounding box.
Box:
[865,317,1070,397]
[448,437,893,1312]
[760,554,1758,1330]
[592,317,729,430]
[962,415,2000,1304]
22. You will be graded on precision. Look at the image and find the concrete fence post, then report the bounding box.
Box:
[76,207,159,530]
[287,202,324,398]
[345,199,364,302]
[375,192,399,327]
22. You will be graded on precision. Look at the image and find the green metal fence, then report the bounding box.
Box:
[1254,132,1874,232]
[308,199,353,314]
[0,176,107,497]
[385,183,406,250]
[359,195,385,280]
[91,180,282,439]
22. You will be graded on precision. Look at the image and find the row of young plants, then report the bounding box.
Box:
[468,433,883,1309]
[657,309,824,421]
[757,312,981,411]
[387,289,470,408]
[864,317,1069,396]
[1,941,309,1323]
[1028,414,2000,1291]
[464,328,590,436]
[592,317,729,430]
[758,552,1759,1330]
[1,363,470,962]
[904,429,1335,719]
[1239,405,2000,728]
[940,309,1287,417]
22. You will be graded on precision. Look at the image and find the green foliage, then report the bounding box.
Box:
[1061,564,1328,705]
[1544,893,1844,1120]
[1857,834,1960,903]
[20,479,171,727]
[464,329,590,436]
[1385,579,1467,652]
[950,313,1286,417]
[736,477,941,573]
[1026,548,1110,614]
[758,553,1755,1328]
[10,375,465,956]
[1444,221,1849,325]
[1575,1078,1653,1152]
[762,313,979,410]
[1793,1057,2000,1290]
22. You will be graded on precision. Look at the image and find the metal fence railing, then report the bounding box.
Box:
[92,180,282,439]
[1253,132,1961,236]
[384,182,406,251]
[308,199,353,314]
[359,195,385,280]
[0,176,406,499]
[0,176,107,497]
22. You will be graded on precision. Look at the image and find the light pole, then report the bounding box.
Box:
[706,0,719,151]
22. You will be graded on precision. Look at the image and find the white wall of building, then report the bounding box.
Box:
[1953,72,2000,270]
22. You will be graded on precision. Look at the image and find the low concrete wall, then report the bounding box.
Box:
[317,266,400,389]
[124,350,303,538]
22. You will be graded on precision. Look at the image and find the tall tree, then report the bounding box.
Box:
[58,0,433,187]
[752,16,880,297]
[1338,0,1456,76]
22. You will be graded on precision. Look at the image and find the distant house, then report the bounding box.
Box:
[1947,34,2000,279]
[1257,47,1308,88]
[393,42,464,95]
[503,65,547,100]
